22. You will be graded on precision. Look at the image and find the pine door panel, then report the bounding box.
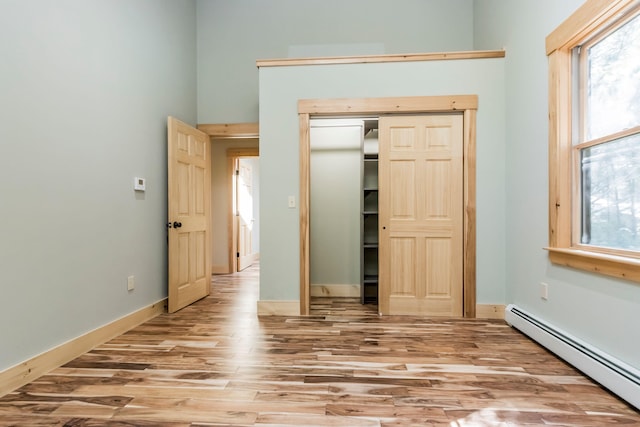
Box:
[379,115,463,316]
[390,161,416,218]
[389,237,417,295]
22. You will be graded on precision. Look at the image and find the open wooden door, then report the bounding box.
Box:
[236,158,254,271]
[167,117,211,313]
[379,114,463,316]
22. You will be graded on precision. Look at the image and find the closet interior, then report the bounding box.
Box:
[309,118,379,306]
[361,121,379,304]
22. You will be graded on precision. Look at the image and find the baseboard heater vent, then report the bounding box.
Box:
[505,304,640,410]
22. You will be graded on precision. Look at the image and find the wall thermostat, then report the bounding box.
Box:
[134,177,146,191]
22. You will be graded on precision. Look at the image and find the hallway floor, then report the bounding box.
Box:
[1,264,638,426]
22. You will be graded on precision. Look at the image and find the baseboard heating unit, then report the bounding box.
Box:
[505,304,640,410]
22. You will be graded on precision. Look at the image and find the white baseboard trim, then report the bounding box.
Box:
[310,284,360,297]
[476,304,506,319]
[257,300,300,316]
[0,299,166,398]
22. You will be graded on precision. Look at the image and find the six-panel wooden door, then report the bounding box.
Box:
[379,114,463,316]
[167,117,212,313]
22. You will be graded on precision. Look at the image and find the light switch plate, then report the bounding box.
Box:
[134,177,146,191]
[288,196,296,208]
[540,282,548,300]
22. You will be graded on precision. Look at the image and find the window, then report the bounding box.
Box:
[547,0,640,282]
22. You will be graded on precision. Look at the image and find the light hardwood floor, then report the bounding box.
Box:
[1,264,638,426]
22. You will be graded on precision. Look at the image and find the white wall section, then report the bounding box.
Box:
[259,58,506,303]
[196,0,475,123]
[474,0,640,371]
[0,0,197,372]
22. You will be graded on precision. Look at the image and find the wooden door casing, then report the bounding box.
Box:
[298,95,478,317]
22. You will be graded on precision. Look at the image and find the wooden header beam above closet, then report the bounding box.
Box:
[256,49,505,68]
[299,95,478,115]
[197,122,259,139]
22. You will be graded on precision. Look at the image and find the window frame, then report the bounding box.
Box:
[546,0,640,283]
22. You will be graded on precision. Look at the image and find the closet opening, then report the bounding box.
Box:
[309,118,379,314]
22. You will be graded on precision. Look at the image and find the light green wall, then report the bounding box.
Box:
[196,0,475,123]
[310,122,362,287]
[0,0,197,371]
[259,58,506,302]
[474,0,640,370]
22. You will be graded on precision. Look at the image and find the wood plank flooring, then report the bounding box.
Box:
[1,264,639,426]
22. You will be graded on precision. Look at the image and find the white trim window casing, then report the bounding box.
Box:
[547,0,640,283]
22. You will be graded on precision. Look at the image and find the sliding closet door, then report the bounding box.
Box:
[378,114,463,316]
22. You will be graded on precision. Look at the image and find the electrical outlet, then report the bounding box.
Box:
[127,275,135,291]
[540,282,548,300]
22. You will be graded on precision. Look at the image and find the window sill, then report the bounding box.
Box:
[546,247,640,284]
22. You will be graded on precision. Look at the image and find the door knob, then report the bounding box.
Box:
[173,221,182,228]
